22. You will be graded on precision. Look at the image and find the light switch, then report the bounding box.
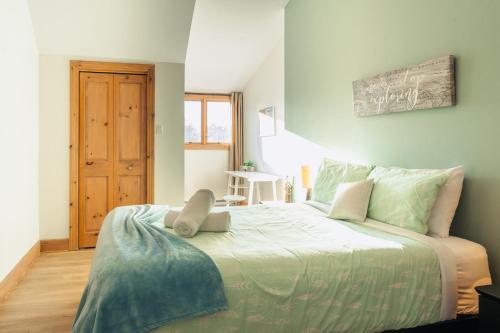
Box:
[155,124,165,135]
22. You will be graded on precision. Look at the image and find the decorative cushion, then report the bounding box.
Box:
[426,166,464,237]
[328,179,374,222]
[311,158,374,204]
[367,166,448,234]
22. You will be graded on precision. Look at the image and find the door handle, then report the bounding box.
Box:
[86,161,94,166]
[127,165,133,170]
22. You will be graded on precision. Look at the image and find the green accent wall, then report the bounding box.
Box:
[285,0,500,280]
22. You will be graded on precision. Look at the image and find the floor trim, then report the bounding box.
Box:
[40,238,70,252]
[0,241,40,303]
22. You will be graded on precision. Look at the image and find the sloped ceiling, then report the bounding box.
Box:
[28,0,196,63]
[185,0,287,93]
[28,0,288,90]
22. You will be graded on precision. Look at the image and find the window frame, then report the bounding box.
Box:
[184,93,232,150]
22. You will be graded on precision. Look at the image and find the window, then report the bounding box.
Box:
[184,100,202,143]
[184,94,232,149]
[206,101,232,143]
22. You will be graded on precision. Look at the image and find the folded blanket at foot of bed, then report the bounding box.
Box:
[72,205,228,333]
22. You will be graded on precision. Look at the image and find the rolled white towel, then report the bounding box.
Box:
[164,208,182,228]
[173,189,215,237]
[165,209,231,232]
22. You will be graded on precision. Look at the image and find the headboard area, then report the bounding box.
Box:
[285,0,500,281]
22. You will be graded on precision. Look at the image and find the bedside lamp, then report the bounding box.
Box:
[301,165,312,200]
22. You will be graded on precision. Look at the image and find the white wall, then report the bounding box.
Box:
[0,0,39,281]
[243,37,331,201]
[243,38,285,200]
[154,62,185,206]
[38,56,185,239]
[38,55,69,239]
[185,150,229,201]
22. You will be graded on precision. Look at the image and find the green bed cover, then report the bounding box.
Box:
[150,203,442,333]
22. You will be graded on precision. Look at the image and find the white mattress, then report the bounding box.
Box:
[360,219,491,316]
[304,201,492,316]
[438,236,492,314]
[364,219,458,320]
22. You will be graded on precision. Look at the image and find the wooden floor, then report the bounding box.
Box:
[0,250,94,333]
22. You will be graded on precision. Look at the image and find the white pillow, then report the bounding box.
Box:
[427,166,464,237]
[328,179,374,222]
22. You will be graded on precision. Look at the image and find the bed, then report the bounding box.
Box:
[74,202,491,333]
[440,236,491,314]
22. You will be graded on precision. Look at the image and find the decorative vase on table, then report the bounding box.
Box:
[283,176,295,203]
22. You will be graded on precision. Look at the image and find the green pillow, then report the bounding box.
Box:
[311,158,374,204]
[367,167,448,234]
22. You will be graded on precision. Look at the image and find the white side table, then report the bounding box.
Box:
[225,171,281,205]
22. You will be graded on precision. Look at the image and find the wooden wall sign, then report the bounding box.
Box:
[352,55,455,117]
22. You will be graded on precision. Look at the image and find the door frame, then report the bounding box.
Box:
[69,60,155,250]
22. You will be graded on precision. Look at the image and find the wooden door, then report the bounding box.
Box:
[114,74,148,206]
[78,72,147,248]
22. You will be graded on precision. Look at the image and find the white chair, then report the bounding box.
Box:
[223,194,246,207]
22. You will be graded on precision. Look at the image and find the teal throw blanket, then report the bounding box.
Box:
[72,205,228,333]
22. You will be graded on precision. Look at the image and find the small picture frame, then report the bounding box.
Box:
[259,106,276,137]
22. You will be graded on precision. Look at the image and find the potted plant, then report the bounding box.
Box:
[241,160,256,172]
